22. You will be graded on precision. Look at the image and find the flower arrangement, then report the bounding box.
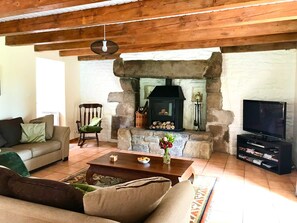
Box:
[159,133,175,150]
[159,133,175,164]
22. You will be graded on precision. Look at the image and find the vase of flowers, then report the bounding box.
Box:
[159,133,175,164]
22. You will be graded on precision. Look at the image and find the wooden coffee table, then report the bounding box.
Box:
[86,152,194,185]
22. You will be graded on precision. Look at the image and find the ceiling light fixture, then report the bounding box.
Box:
[90,25,119,55]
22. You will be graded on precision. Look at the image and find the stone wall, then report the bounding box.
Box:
[118,128,213,159]
[111,52,234,153]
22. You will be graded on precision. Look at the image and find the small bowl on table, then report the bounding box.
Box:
[137,156,150,164]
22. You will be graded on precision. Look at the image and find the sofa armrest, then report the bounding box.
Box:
[0,195,119,223]
[51,126,70,160]
[144,180,195,223]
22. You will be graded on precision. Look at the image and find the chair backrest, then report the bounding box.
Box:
[78,103,103,126]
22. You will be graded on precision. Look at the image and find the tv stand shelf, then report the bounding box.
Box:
[237,134,292,175]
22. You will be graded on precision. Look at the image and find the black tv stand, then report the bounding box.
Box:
[237,134,292,175]
[251,134,281,142]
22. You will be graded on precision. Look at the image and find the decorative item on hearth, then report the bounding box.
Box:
[159,133,175,164]
[90,25,119,55]
[193,91,203,131]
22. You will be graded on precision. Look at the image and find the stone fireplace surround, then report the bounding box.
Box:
[108,52,234,159]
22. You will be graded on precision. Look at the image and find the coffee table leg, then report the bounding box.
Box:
[86,165,97,185]
[188,173,195,184]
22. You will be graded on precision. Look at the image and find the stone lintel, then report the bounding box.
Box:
[113,52,222,79]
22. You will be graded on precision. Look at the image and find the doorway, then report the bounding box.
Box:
[36,57,65,125]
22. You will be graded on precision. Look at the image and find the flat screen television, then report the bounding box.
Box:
[243,99,287,140]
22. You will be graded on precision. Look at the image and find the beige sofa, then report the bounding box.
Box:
[0,117,70,171]
[1,126,70,171]
[0,180,194,223]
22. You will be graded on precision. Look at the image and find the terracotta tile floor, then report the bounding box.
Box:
[31,140,297,223]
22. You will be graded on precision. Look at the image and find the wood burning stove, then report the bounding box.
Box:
[147,81,185,131]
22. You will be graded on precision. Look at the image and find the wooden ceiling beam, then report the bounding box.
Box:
[0,0,107,18]
[78,55,121,61]
[221,42,297,53]
[59,30,297,57]
[77,41,297,60]
[35,32,297,52]
[6,1,297,46]
[60,48,98,56]
[1,0,296,36]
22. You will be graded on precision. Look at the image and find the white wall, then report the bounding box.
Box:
[0,37,36,120]
[0,37,80,140]
[221,50,297,157]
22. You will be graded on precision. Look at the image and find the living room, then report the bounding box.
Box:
[1,38,296,163]
[0,1,297,222]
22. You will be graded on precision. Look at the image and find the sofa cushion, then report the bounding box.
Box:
[30,115,54,140]
[83,177,171,223]
[20,123,46,143]
[0,166,19,196]
[1,146,32,161]
[0,117,23,147]
[8,175,84,213]
[30,140,61,157]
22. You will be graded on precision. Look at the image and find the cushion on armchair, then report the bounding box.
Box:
[79,117,102,133]
[89,117,101,126]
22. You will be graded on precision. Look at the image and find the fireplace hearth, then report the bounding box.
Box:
[147,82,185,131]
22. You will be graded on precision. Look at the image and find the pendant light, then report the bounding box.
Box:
[90,25,119,55]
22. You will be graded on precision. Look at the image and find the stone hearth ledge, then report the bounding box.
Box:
[118,128,213,159]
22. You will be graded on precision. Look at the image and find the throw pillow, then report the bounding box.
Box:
[8,175,84,213]
[0,166,19,197]
[0,133,7,147]
[30,114,54,140]
[70,183,97,195]
[89,117,102,126]
[0,117,24,147]
[83,177,171,223]
[20,123,46,143]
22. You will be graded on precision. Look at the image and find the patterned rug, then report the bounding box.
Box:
[62,169,216,223]
[190,175,216,223]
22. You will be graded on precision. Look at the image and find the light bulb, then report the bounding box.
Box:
[102,40,108,52]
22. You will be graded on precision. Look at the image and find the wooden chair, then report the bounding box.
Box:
[76,103,103,147]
